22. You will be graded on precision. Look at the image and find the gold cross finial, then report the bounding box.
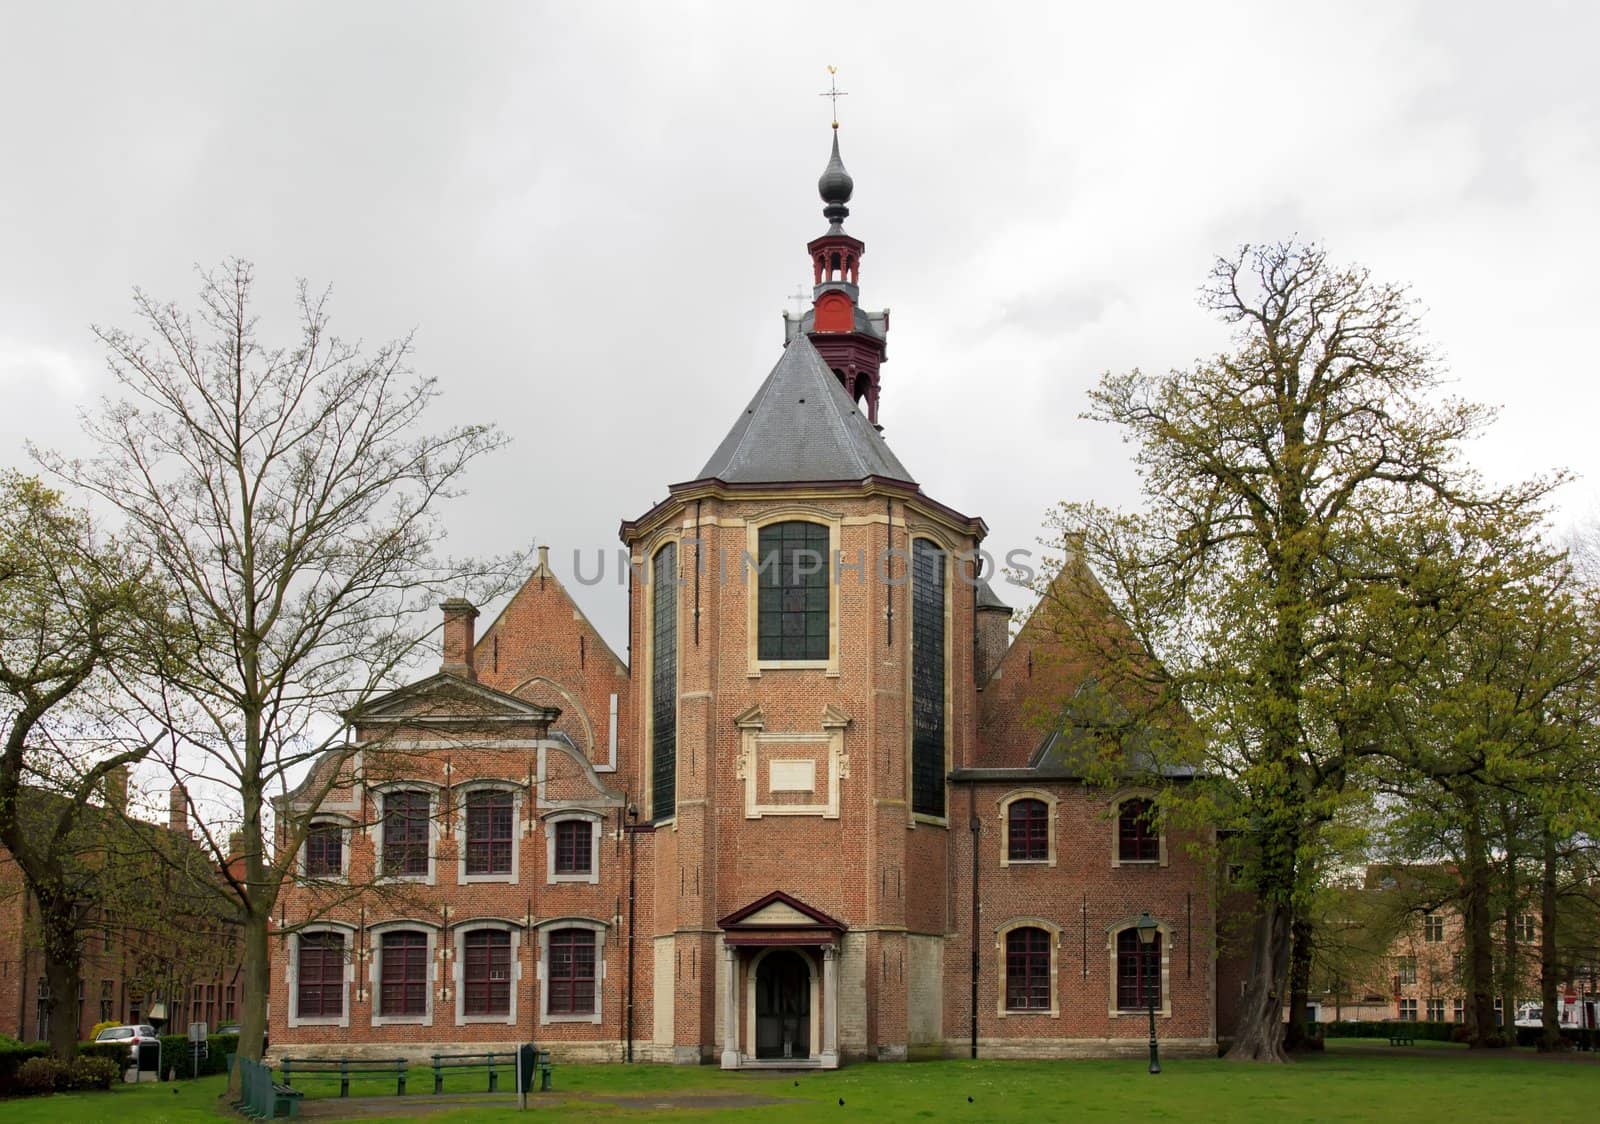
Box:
[819,65,848,130]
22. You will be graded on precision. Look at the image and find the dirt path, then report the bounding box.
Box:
[298,1089,807,1119]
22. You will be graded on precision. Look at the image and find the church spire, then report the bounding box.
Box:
[792,108,889,428]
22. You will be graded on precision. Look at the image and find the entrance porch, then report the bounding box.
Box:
[716,891,845,1070]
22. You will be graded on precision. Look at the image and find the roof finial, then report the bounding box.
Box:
[819,65,848,130]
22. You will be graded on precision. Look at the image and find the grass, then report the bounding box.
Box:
[3,1048,1598,1123]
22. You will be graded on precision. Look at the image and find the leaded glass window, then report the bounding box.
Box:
[756,521,830,661]
[911,538,947,817]
[651,544,677,823]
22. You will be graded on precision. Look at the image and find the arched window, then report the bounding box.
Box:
[464,790,514,876]
[651,543,677,822]
[1118,798,1159,863]
[296,932,344,1019]
[1007,799,1049,862]
[1116,927,1161,1010]
[546,928,598,1016]
[378,930,428,1018]
[1005,927,1051,1011]
[463,929,512,1017]
[910,538,947,818]
[757,521,830,662]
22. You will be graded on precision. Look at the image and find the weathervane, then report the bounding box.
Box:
[788,285,809,317]
[819,65,848,130]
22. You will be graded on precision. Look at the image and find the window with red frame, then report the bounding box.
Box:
[379,930,428,1017]
[305,823,343,877]
[382,791,430,876]
[463,929,511,1016]
[1004,927,1051,1010]
[1118,798,1159,862]
[554,819,593,875]
[465,791,514,875]
[547,928,597,1015]
[1007,799,1049,862]
[1116,927,1161,1010]
[297,932,344,1018]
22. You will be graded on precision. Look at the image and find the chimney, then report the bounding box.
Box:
[537,544,550,573]
[168,784,189,836]
[103,765,129,814]
[441,599,479,680]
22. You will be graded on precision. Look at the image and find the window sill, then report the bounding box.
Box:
[542,1012,601,1024]
[458,1013,513,1025]
[379,873,434,884]
[460,873,516,884]
[1005,858,1052,866]
[288,1016,347,1028]
[370,1014,430,1027]
[1114,859,1160,867]
[550,872,596,883]
[998,1007,1059,1019]
[1110,1007,1172,1019]
[911,813,949,828]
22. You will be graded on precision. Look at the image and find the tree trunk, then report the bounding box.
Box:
[40,895,84,1061]
[1226,900,1292,1062]
[1461,801,1502,1047]
[1538,825,1563,1052]
[1284,915,1315,1051]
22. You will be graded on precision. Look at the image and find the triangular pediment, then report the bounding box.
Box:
[717,890,846,934]
[349,672,562,727]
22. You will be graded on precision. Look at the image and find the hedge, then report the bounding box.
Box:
[1321,1019,1459,1042]
[0,1033,239,1096]
[0,1039,51,1095]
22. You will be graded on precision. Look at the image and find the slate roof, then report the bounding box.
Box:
[693,334,915,486]
[976,579,1013,612]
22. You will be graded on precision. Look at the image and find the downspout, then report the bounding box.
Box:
[969,779,979,1059]
[626,802,639,1063]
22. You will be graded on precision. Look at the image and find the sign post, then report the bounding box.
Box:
[188,1021,208,1080]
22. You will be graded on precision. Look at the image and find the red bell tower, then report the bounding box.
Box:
[783,127,890,426]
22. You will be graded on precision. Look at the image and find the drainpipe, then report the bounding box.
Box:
[626,802,639,1063]
[969,779,980,1059]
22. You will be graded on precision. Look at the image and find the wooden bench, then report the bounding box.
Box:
[278,1056,408,1098]
[1384,1022,1416,1046]
[431,1051,513,1094]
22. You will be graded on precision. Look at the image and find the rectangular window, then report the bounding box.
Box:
[382,791,430,876]
[1426,997,1445,1021]
[1118,799,1160,862]
[205,983,215,1028]
[297,933,344,1019]
[547,929,597,1015]
[465,791,514,875]
[1116,929,1161,1011]
[1396,956,1417,986]
[1454,998,1464,1022]
[910,539,947,818]
[1423,912,1444,943]
[757,521,831,662]
[224,985,236,1022]
[650,544,678,822]
[554,819,594,875]
[305,823,343,878]
[1514,915,1536,943]
[379,931,428,1017]
[100,979,114,1023]
[1004,927,1051,1011]
[463,930,511,1017]
[1399,998,1418,1021]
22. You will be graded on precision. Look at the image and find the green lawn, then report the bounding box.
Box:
[4,1049,1597,1123]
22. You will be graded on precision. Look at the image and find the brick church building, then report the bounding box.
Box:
[268,126,1242,1066]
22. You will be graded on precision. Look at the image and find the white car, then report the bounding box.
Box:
[93,1024,159,1060]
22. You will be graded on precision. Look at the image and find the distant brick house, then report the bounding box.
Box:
[268,127,1247,1066]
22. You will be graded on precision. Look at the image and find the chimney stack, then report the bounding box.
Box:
[103,765,129,814]
[441,599,479,680]
[537,544,550,573]
[168,784,189,836]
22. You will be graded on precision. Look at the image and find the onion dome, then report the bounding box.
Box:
[818,131,853,227]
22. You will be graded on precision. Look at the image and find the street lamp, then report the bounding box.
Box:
[1135,912,1161,1074]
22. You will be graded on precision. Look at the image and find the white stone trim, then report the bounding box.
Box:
[297,813,354,881]
[736,705,851,819]
[744,509,843,678]
[1106,916,1173,1019]
[453,780,524,885]
[286,922,355,1029]
[543,812,602,884]
[367,781,441,885]
[1109,788,1168,868]
[997,789,1057,868]
[367,920,437,1027]
[534,918,607,1025]
[994,918,1061,1019]
[452,920,522,1026]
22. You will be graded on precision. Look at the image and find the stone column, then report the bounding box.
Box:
[720,943,741,1069]
[820,943,840,1068]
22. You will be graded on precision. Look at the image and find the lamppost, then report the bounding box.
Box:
[1136,912,1161,1074]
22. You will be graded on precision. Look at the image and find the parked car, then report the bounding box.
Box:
[93,1024,158,1060]
[214,1023,266,1051]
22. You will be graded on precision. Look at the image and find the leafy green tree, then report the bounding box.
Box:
[1039,241,1553,1060]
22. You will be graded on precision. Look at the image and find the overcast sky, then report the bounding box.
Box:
[3,0,1597,658]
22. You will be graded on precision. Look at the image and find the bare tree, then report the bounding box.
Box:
[39,259,525,1067]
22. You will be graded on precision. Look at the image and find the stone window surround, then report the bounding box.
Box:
[997,789,1057,867]
[298,813,354,881]
[534,917,608,1025]
[367,781,442,885]
[453,919,522,1026]
[743,507,843,678]
[640,532,680,828]
[287,922,356,1029]
[542,810,603,885]
[454,781,525,885]
[906,526,958,828]
[366,920,437,1027]
[1106,915,1173,1019]
[994,918,1061,1019]
[1109,788,1168,868]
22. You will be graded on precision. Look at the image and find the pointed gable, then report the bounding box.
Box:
[349,672,561,730]
[690,335,914,486]
[717,890,847,946]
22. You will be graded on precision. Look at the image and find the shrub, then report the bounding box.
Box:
[16,1055,69,1093]
[67,1056,120,1090]
[88,1020,120,1042]
[0,1040,51,1095]
[156,1033,239,1078]
[77,1041,130,1065]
